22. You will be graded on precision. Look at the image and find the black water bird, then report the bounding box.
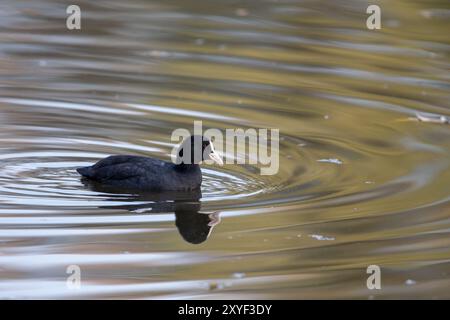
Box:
[77,135,222,191]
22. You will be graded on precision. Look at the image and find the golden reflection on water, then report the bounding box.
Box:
[0,0,449,298]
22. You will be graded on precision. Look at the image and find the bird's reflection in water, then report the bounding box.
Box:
[81,179,221,244]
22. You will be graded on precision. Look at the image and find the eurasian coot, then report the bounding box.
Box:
[77,135,223,191]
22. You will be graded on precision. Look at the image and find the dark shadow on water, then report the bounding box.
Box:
[81,178,221,244]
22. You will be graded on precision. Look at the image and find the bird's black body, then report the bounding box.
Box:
[77,155,201,191]
[76,135,221,191]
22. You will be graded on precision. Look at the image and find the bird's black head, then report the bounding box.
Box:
[176,135,223,165]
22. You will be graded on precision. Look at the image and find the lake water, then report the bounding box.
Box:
[0,0,449,299]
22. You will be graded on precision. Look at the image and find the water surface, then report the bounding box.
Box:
[0,0,449,299]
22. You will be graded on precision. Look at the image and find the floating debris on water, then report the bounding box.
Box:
[310,234,335,241]
[405,279,417,286]
[416,113,448,124]
[133,208,152,214]
[209,281,232,291]
[232,272,246,279]
[421,9,450,19]
[147,50,170,58]
[317,158,343,165]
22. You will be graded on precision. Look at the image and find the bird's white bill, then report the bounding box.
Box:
[209,150,224,165]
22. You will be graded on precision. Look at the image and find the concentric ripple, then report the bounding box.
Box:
[0,0,449,299]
